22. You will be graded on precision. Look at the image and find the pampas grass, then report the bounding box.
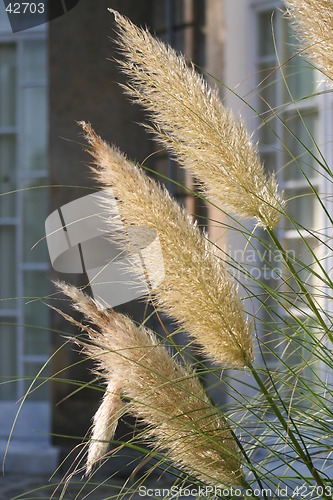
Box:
[79,121,253,368]
[55,282,244,487]
[37,5,333,498]
[286,0,333,82]
[86,380,124,475]
[109,9,284,230]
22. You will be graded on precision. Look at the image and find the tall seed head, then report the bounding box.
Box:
[85,380,124,476]
[286,0,333,82]
[109,9,284,229]
[79,121,253,368]
[55,282,244,487]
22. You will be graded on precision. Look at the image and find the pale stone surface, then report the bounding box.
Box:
[0,441,59,476]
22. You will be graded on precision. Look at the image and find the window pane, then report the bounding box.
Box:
[23,271,49,356]
[0,318,17,400]
[282,19,316,101]
[258,11,276,57]
[22,87,48,171]
[24,362,48,401]
[260,314,282,366]
[0,134,16,217]
[285,57,315,102]
[0,226,16,309]
[22,180,48,262]
[0,5,10,27]
[0,44,16,127]
[284,187,321,230]
[261,150,277,175]
[281,318,319,406]
[282,110,319,181]
[23,40,47,81]
[258,65,278,145]
[281,237,320,303]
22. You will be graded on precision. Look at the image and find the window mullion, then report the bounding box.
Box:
[16,37,25,399]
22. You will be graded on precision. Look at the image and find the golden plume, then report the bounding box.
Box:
[79,121,253,368]
[86,380,124,475]
[54,282,244,487]
[108,9,284,229]
[286,0,333,82]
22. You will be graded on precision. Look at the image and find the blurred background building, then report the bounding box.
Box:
[0,0,224,475]
[0,0,331,479]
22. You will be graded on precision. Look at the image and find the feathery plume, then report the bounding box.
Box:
[286,0,333,82]
[79,121,253,368]
[86,380,124,475]
[55,282,244,487]
[108,9,284,230]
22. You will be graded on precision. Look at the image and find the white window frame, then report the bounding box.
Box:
[0,17,50,440]
[251,0,333,385]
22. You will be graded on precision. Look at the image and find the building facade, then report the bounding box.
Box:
[0,0,223,474]
[0,5,57,473]
[0,0,331,480]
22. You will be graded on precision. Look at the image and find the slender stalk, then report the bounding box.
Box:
[247,361,330,497]
[230,430,268,498]
[267,228,333,345]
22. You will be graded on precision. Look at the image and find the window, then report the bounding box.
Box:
[151,0,208,227]
[0,21,49,409]
[254,2,332,400]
